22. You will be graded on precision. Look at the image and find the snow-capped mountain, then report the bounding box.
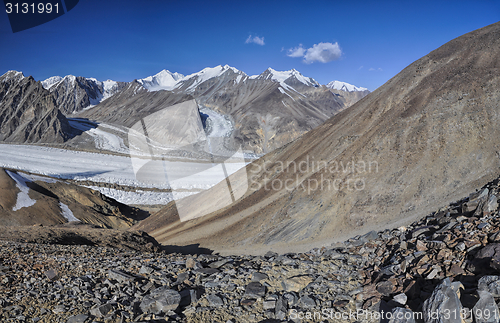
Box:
[41,75,126,114]
[1,70,26,83]
[251,67,320,88]
[326,80,368,92]
[137,70,184,91]
[1,66,370,154]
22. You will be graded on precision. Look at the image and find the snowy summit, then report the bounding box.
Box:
[326,80,368,92]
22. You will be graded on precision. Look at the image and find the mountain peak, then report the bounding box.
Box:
[256,67,319,87]
[1,70,26,83]
[326,80,368,92]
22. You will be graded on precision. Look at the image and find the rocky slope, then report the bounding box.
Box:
[135,21,500,253]
[3,176,500,322]
[42,75,126,115]
[0,71,72,144]
[0,168,147,229]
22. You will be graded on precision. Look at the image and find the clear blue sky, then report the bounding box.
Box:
[1,0,499,91]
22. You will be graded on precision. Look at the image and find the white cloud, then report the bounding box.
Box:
[245,35,265,46]
[369,67,383,72]
[287,42,342,64]
[287,45,306,58]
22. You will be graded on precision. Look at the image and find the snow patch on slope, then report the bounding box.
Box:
[5,170,36,211]
[59,202,80,222]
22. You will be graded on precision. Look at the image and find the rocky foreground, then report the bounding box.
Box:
[3,178,500,322]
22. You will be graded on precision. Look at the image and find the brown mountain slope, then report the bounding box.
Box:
[133,22,500,254]
[0,168,146,229]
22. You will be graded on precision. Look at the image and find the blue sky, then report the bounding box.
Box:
[1,0,499,91]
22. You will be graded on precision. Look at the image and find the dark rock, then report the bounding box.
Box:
[376,280,395,296]
[66,314,89,323]
[251,272,269,282]
[473,290,500,323]
[139,286,181,314]
[478,276,500,297]
[245,282,265,298]
[194,268,219,275]
[423,278,463,323]
[108,269,135,283]
[90,302,116,318]
[44,269,58,281]
[206,293,224,307]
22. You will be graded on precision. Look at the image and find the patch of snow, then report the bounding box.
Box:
[59,202,80,222]
[5,170,36,211]
[278,87,296,101]
[326,80,368,92]
[280,81,306,97]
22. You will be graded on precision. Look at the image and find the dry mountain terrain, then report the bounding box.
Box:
[134,21,500,254]
[0,71,71,144]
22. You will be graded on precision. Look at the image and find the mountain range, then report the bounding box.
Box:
[133,21,500,254]
[0,66,369,154]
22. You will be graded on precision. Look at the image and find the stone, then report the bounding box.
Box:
[416,240,427,251]
[473,290,500,323]
[139,265,154,275]
[361,230,379,241]
[281,275,313,292]
[107,269,135,283]
[208,259,230,268]
[388,307,416,323]
[185,258,196,269]
[478,276,500,297]
[244,282,265,298]
[484,194,498,213]
[66,314,89,323]
[139,286,181,314]
[471,244,500,272]
[299,295,316,308]
[376,280,395,296]
[90,302,115,318]
[194,268,219,275]
[423,278,463,323]
[263,300,276,310]
[251,272,269,282]
[448,264,465,276]
[206,293,224,307]
[44,269,58,281]
[240,298,256,306]
[393,293,407,305]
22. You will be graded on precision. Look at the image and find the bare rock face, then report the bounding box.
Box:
[136,22,500,253]
[0,71,71,144]
[43,75,127,115]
